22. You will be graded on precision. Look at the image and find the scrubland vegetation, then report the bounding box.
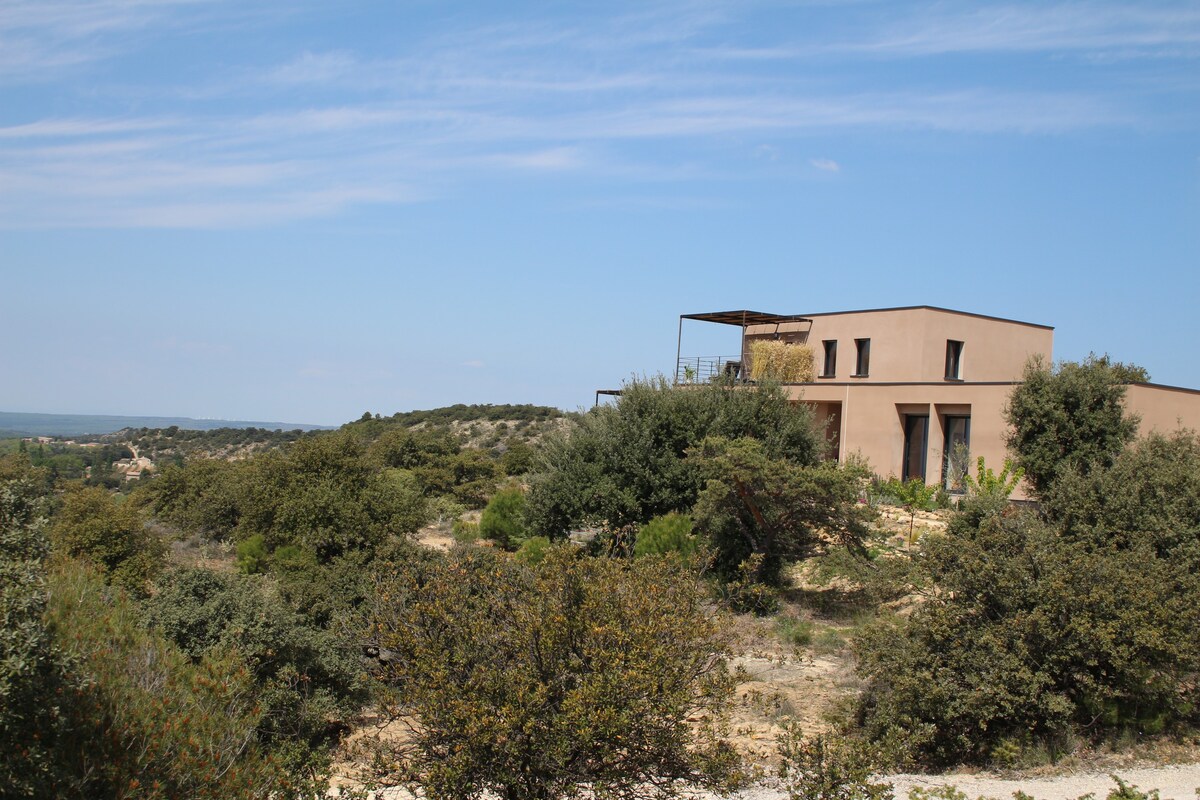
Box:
[2,370,1198,799]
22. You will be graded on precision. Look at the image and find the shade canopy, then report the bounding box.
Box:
[680,310,812,327]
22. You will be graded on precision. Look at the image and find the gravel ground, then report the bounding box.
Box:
[694,764,1200,800]
[343,764,1200,800]
[885,764,1200,799]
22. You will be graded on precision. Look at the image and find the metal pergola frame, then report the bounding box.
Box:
[674,310,812,381]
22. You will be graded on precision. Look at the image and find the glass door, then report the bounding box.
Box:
[902,415,929,482]
[942,415,971,492]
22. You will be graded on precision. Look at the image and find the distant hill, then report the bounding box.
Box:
[0,411,332,438]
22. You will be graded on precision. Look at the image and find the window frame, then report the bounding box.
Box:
[853,338,871,377]
[945,339,964,381]
[820,340,837,378]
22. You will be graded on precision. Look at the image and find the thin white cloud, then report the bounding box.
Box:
[462,360,485,368]
[826,3,1200,59]
[265,50,358,85]
[0,0,275,81]
[0,117,177,139]
[810,158,839,172]
[0,1,1190,229]
[755,144,780,161]
[0,86,1123,228]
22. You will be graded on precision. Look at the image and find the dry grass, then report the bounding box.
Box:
[747,340,815,383]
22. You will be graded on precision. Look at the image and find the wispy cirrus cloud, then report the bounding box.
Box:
[0,0,248,81]
[839,3,1200,59]
[0,86,1124,228]
[0,1,1194,229]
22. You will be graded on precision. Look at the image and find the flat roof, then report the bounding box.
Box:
[794,305,1054,331]
[680,310,813,327]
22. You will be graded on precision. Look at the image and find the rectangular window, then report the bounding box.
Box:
[945,340,964,380]
[902,414,929,482]
[821,340,837,378]
[854,338,870,377]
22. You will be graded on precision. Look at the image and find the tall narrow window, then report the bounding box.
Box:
[945,340,964,380]
[902,414,929,482]
[854,338,871,377]
[942,415,971,492]
[821,340,837,378]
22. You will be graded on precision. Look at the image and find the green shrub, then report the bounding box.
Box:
[778,723,894,800]
[906,788,969,800]
[478,486,528,550]
[776,615,815,647]
[50,485,165,596]
[853,503,1200,767]
[691,437,875,584]
[1005,354,1143,495]
[0,476,65,798]
[881,477,937,546]
[451,517,480,543]
[722,557,781,616]
[142,567,366,782]
[526,376,824,539]
[235,533,269,574]
[514,535,552,565]
[429,495,467,526]
[1103,776,1161,800]
[358,546,741,800]
[46,560,284,799]
[633,512,697,557]
[145,432,429,559]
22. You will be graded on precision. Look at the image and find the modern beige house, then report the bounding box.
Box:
[675,306,1200,497]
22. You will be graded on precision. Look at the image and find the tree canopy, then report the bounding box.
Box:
[526,377,825,539]
[1004,354,1144,495]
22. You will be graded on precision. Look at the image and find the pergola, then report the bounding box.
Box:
[675,310,812,380]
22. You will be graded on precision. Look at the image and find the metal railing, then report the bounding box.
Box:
[675,355,744,384]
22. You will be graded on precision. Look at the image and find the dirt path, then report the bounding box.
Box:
[338,763,1200,799]
[694,764,1200,800]
[883,763,1200,799]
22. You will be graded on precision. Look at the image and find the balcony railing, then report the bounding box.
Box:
[675,355,744,384]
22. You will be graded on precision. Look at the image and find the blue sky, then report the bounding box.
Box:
[1,1,1197,425]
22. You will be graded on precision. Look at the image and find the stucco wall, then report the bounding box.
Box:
[788,382,1021,492]
[1125,383,1200,435]
[745,307,1052,384]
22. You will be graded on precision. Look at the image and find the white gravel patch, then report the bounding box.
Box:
[886,764,1200,800]
[683,765,1200,800]
[339,763,1200,800]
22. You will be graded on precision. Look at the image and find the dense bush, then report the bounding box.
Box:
[526,376,824,538]
[854,498,1200,766]
[142,458,246,539]
[142,567,367,782]
[357,545,741,800]
[633,512,697,558]
[0,476,65,798]
[1046,430,1200,563]
[145,431,428,559]
[2,506,281,800]
[478,486,528,549]
[50,485,165,596]
[690,437,874,584]
[1005,355,1144,494]
[46,561,284,799]
[778,724,893,800]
